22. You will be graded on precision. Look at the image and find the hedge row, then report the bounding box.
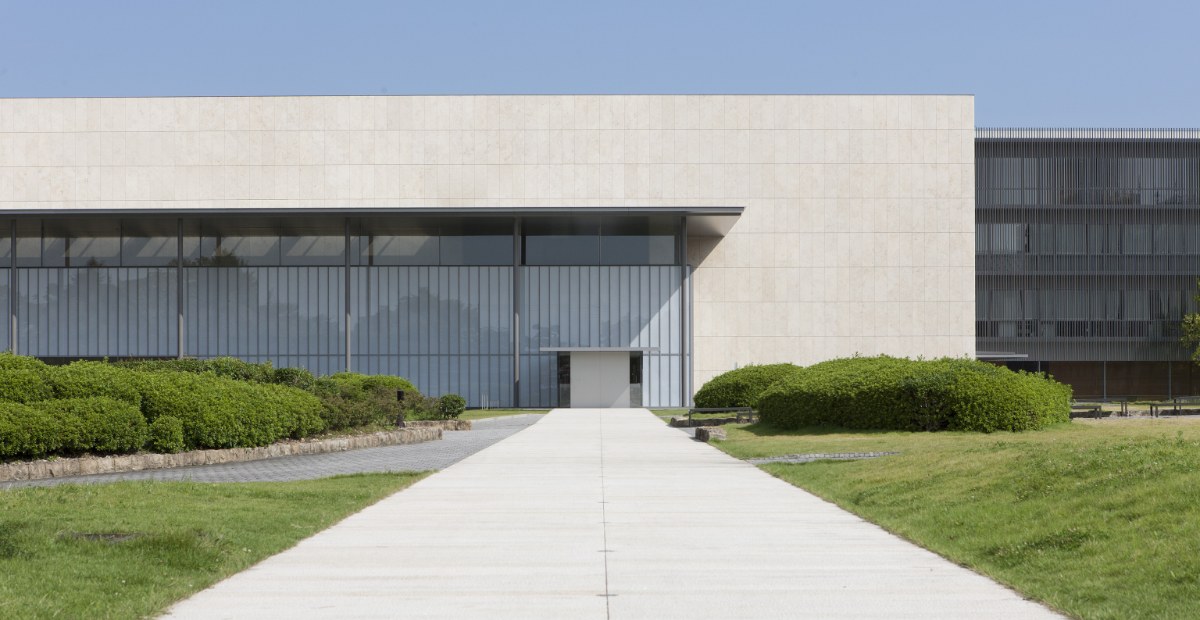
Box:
[0,353,465,460]
[756,356,1071,433]
[0,397,146,459]
[693,363,804,409]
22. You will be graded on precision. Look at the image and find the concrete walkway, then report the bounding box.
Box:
[163,409,1060,619]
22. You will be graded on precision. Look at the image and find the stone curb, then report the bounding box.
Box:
[406,419,472,431]
[0,427,442,483]
[694,426,727,442]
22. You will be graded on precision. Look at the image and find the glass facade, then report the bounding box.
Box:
[0,214,688,407]
[976,129,1200,397]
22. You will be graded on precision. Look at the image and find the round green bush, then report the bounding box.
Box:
[693,363,804,408]
[0,401,63,459]
[437,394,467,419]
[757,356,1071,433]
[147,415,186,454]
[35,397,148,455]
[49,361,143,406]
[0,369,55,403]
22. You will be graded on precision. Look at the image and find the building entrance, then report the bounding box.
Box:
[554,350,645,408]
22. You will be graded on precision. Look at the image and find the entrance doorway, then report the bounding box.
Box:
[554,349,645,408]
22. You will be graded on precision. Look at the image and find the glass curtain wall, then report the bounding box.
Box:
[15,219,177,358]
[182,217,346,376]
[349,217,513,407]
[519,216,682,407]
[3,213,686,407]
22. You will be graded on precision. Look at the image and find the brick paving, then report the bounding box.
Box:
[0,414,543,489]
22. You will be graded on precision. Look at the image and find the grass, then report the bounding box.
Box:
[0,473,426,619]
[458,408,548,421]
[710,418,1200,619]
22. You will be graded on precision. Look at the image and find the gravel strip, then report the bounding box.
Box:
[747,452,899,465]
[0,414,544,489]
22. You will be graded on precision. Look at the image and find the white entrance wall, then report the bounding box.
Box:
[570,352,630,408]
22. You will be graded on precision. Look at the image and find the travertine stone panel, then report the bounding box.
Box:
[0,95,975,391]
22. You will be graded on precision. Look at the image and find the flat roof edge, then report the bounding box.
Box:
[0,206,744,218]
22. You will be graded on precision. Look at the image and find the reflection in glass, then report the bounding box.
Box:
[200,236,280,266]
[365,234,439,265]
[523,217,599,265]
[280,236,345,266]
[122,236,177,266]
[67,237,121,267]
[601,216,677,265]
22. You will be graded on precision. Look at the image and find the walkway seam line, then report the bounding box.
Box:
[600,412,611,619]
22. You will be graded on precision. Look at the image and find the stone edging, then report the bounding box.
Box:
[0,427,442,483]
[406,419,472,431]
[746,452,899,465]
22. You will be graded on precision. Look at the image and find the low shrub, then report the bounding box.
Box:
[35,397,148,455]
[136,372,325,450]
[437,394,467,419]
[0,352,49,372]
[0,369,55,403]
[115,357,276,384]
[147,415,185,454]
[49,361,143,406]
[272,366,316,390]
[757,356,1071,433]
[313,372,419,430]
[693,363,804,409]
[402,393,444,421]
[0,401,62,459]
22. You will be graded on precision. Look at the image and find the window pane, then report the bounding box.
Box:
[122,236,177,267]
[280,235,345,266]
[523,217,599,265]
[68,237,121,267]
[600,216,677,265]
[441,235,511,265]
[368,235,439,265]
[205,236,280,266]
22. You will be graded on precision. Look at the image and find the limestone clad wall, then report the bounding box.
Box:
[0,95,976,389]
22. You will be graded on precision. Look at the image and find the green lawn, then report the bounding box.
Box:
[711,419,1200,619]
[458,408,549,421]
[0,473,426,619]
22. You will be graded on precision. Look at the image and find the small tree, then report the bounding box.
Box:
[1181,279,1200,362]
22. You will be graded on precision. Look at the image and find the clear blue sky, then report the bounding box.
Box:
[2,0,1197,127]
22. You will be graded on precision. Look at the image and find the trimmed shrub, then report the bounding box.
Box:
[402,393,444,421]
[0,369,55,403]
[35,397,147,455]
[272,366,316,391]
[49,361,142,406]
[437,394,467,419]
[313,373,419,430]
[0,352,49,372]
[757,356,1071,433]
[0,401,63,459]
[147,415,185,454]
[204,357,275,383]
[116,357,276,384]
[693,363,804,409]
[135,372,325,450]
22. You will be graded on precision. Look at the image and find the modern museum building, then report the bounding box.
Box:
[0,95,1194,405]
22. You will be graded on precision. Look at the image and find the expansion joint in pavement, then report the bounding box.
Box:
[599,411,612,619]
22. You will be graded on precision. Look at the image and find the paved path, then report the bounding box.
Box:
[0,415,541,489]
[165,409,1060,619]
